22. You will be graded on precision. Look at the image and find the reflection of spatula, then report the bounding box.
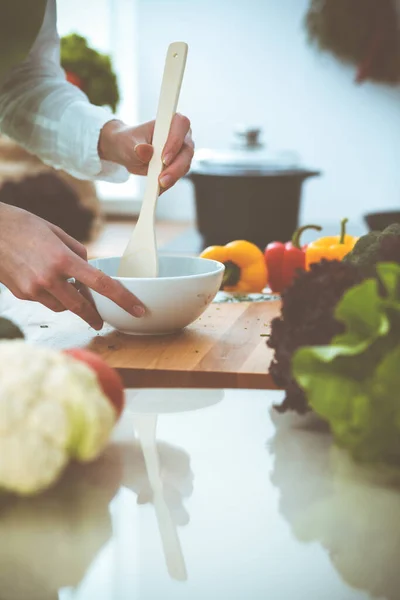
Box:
[118,42,188,278]
[134,414,187,581]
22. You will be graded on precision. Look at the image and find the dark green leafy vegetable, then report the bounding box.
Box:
[267,260,363,414]
[343,224,400,277]
[0,317,24,340]
[293,263,400,464]
[60,34,119,112]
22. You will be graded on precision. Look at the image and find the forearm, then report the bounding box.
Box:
[0,78,126,182]
[0,0,129,182]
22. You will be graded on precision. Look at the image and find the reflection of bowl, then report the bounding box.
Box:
[127,388,225,414]
[364,211,400,231]
[89,256,224,335]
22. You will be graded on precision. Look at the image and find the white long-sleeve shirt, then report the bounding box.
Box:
[0,0,129,183]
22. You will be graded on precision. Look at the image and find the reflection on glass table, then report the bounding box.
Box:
[128,388,224,581]
[269,408,400,600]
[0,388,223,600]
[1,388,399,600]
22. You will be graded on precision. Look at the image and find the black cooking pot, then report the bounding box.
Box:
[186,128,321,250]
[364,211,400,231]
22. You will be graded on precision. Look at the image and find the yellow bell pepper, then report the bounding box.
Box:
[200,240,268,293]
[305,219,357,269]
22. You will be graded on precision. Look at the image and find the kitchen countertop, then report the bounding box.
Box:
[0,290,279,390]
[1,388,398,600]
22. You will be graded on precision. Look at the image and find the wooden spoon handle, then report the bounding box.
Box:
[139,41,188,221]
[118,42,188,277]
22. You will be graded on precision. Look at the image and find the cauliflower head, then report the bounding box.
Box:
[0,341,117,495]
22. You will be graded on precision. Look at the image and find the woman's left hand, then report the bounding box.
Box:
[98,114,194,191]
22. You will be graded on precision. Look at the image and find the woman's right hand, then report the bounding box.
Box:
[0,203,145,330]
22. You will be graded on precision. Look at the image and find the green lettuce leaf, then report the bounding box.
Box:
[292,263,400,464]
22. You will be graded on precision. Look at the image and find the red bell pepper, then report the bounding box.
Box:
[265,225,322,293]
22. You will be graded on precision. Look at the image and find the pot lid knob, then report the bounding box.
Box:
[233,126,263,148]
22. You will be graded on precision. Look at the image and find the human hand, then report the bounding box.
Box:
[98,113,194,191]
[0,204,145,329]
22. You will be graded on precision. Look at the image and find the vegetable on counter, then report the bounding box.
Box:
[268,220,400,415]
[293,263,400,464]
[268,260,363,414]
[0,342,124,496]
[201,240,268,293]
[305,218,357,269]
[0,317,24,340]
[342,223,400,277]
[265,224,322,293]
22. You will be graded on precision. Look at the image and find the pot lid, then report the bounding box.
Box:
[192,126,301,172]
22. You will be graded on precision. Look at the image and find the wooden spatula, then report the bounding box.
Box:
[118,42,188,278]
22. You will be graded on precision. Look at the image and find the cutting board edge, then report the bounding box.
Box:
[117,367,279,390]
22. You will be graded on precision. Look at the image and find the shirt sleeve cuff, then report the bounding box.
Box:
[57,101,130,183]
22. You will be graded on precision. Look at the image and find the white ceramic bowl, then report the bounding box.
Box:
[89,255,224,335]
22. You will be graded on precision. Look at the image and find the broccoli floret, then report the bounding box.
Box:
[377,234,400,263]
[343,223,400,277]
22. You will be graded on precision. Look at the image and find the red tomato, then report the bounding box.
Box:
[64,349,125,418]
[65,70,83,89]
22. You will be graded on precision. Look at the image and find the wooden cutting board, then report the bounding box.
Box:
[1,291,280,389]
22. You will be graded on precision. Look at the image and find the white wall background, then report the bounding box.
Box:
[137,0,400,227]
